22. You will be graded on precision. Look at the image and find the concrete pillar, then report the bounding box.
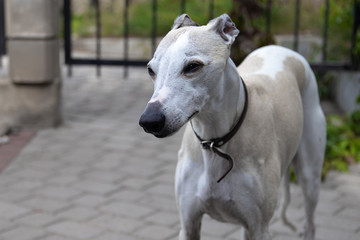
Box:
[0,0,61,129]
[6,0,60,84]
[330,71,360,113]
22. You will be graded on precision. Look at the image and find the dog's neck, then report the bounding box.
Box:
[191,58,246,141]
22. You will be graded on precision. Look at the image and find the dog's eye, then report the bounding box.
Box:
[183,62,204,74]
[147,67,156,78]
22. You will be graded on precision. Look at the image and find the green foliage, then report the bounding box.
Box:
[69,0,355,65]
[290,95,360,182]
[353,31,360,68]
[326,0,353,61]
[316,72,333,100]
[324,109,360,178]
[127,0,232,37]
[71,0,232,38]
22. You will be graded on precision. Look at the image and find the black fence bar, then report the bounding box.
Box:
[152,0,157,55]
[64,0,73,76]
[265,0,272,39]
[351,0,360,69]
[209,0,214,20]
[311,62,355,71]
[0,0,5,57]
[123,0,130,77]
[322,0,329,62]
[181,0,186,14]
[63,0,359,74]
[95,0,101,76]
[68,58,147,66]
[293,0,301,51]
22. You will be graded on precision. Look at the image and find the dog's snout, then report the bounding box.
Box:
[139,102,166,134]
[140,112,165,133]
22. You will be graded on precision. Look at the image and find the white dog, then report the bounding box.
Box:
[139,14,326,240]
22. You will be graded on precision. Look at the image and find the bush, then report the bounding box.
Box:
[324,104,360,178]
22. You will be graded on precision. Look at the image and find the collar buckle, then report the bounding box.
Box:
[200,140,213,150]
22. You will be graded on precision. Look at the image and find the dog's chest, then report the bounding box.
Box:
[197,173,256,225]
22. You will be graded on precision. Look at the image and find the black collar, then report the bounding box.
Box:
[190,77,248,183]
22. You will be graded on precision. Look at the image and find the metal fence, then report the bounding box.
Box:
[0,0,6,58]
[0,0,352,76]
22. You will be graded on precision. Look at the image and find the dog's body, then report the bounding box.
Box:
[140,14,326,240]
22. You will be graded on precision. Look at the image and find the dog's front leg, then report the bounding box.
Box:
[177,198,203,240]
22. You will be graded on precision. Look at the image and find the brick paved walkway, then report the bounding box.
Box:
[0,66,359,240]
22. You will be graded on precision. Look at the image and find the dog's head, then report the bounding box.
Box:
[139,14,239,138]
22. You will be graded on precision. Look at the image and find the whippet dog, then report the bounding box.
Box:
[139,14,326,240]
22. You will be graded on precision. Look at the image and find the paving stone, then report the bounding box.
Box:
[21,197,70,213]
[73,180,119,195]
[0,219,14,232]
[73,194,107,207]
[66,146,102,161]
[348,163,360,174]
[92,158,123,170]
[0,188,32,202]
[276,205,305,223]
[271,233,301,240]
[16,212,59,227]
[11,168,52,180]
[202,215,239,237]
[316,214,360,232]
[89,232,138,240]
[0,226,45,240]
[57,164,89,175]
[146,183,175,198]
[56,206,99,221]
[39,235,71,240]
[120,177,155,190]
[89,214,144,233]
[35,186,82,200]
[144,211,179,227]
[336,207,360,221]
[315,200,342,216]
[100,201,155,219]
[152,171,176,185]
[270,219,300,237]
[316,225,359,240]
[0,174,19,188]
[225,228,242,240]
[47,174,79,186]
[0,201,30,219]
[334,193,360,207]
[9,180,43,191]
[122,164,161,179]
[21,159,66,172]
[135,224,178,240]
[109,188,145,202]
[47,221,103,239]
[331,172,360,185]
[138,195,178,213]
[82,169,125,183]
[318,188,341,202]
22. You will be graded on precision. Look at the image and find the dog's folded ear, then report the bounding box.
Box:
[172,14,199,30]
[208,14,239,45]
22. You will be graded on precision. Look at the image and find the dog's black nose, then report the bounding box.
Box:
[139,102,166,134]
